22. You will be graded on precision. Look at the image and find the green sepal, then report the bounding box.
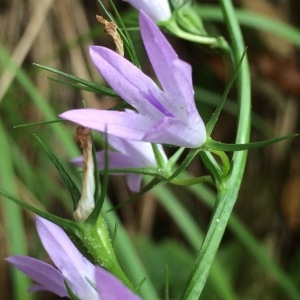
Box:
[199,151,223,185]
[167,147,185,169]
[161,18,229,51]
[164,148,202,182]
[152,143,167,168]
[170,0,191,10]
[205,134,298,152]
[34,134,80,209]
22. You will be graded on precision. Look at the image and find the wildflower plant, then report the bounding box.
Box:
[1,0,298,300]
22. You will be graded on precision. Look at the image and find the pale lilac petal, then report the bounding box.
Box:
[95,266,141,300]
[60,109,151,141]
[73,151,137,170]
[36,217,98,299]
[126,174,142,192]
[106,135,167,165]
[124,0,171,22]
[139,12,199,122]
[144,116,206,148]
[168,60,196,116]
[72,134,167,168]
[6,256,68,297]
[139,12,179,97]
[96,151,140,169]
[72,135,166,192]
[89,46,165,119]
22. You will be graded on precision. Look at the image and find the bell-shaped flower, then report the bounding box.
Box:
[123,0,172,23]
[6,217,140,300]
[73,134,167,192]
[60,12,206,148]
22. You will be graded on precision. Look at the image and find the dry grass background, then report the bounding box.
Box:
[0,0,300,299]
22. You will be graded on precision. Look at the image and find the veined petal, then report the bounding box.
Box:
[139,12,200,121]
[124,0,171,22]
[6,256,68,297]
[166,60,195,117]
[36,217,98,299]
[89,46,164,119]
[139,12,181,97]
[95,266,141,300]
[60,109,151,141]
[144,116,206,148]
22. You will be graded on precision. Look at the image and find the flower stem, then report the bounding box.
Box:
[181,0,251,298]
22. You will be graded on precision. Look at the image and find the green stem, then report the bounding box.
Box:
[171,175,213,186]
[181,0,251,298]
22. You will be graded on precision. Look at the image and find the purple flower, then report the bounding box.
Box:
[60,12,206,148]
[124,0,171,22]
[73,134,167,192]
[6,217,140,300]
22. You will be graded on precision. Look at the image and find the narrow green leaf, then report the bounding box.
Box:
[205,134,298,152]
[34,63,117,96]
[206,49,246,136]
[14,119,63,128]
[0,188,77,233]
[34,134,80,209]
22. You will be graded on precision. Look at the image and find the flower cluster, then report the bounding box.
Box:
[6,5,207,300]
[7,217,140,300]
[60,12,206,149]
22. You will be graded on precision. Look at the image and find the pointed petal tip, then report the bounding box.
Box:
[139,10,155,31]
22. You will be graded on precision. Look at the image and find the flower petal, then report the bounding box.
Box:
[144,116,206,148]
[60,109,151,141]
[139,12,198,120]
[126,174,143,192]
[124,0,171,22]
[89,46,164,119]
[6,256,68,297]
[36,217,98,299]
[95,266,141,300]
[105,135,167,166]
[139,12,179,97]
